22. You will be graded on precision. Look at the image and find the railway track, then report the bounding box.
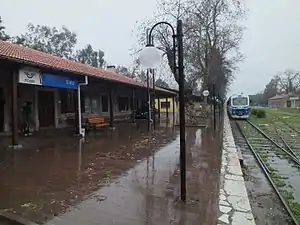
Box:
[248,119,300,161]
[232,119,300,225]
[268,119,300,159]
[267,110,300,136]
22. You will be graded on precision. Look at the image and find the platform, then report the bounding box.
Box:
[218,113,256,225]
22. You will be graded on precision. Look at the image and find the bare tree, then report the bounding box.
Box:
[0,16,10,41]
[133,0,191,87]
[133,0,246,98]
[116,65,137,78]
[183,0,245,97]
[155,78,170,88]
[12,23,77,59]
[276,69,300,94]
[262,77,280,103]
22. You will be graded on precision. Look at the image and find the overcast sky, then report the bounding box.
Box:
[1,0,300,95]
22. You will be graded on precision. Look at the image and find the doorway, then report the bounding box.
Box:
[38,90,55,127]
[0,88,4,132]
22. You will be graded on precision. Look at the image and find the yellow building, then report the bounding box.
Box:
[155,97,178,113]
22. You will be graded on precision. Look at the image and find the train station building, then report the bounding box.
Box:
[0,40,177,147]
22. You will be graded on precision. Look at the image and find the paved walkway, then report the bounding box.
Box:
[218,114,256,225]
[0,121,222,225]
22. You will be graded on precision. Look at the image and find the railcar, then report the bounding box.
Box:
[227,94,251,119]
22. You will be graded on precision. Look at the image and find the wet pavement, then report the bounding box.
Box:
[0,121,222,225]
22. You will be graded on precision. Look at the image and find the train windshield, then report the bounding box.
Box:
[232,97,248,106]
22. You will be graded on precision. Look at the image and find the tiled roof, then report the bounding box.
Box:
[268,94,288,100]
[0,40,175,95]
[269,94,297,100]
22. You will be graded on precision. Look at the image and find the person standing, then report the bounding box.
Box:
[22,101,32,136]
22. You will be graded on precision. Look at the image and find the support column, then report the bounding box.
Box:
[11,69,19,147]
[157,98,160,120]
[165,97,169,122]
[109,85,114,129]
[132,88,136,124]
[74,90,79,134]
[213,83,216,131]
[172,97,175,125]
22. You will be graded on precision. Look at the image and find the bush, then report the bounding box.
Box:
[256,109,266,118]
[251,108,258,115]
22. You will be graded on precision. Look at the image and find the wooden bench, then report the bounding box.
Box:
[86,117,109,132]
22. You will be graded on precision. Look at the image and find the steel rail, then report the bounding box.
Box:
[235,120,299,225]
[247,120,300,166]
[267,110,300,135]
[273,123,298,159]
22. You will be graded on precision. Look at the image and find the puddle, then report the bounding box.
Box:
[46,136,181,225]
[0,123,222,225]
[267,152,300,201]
[0,124,178,223]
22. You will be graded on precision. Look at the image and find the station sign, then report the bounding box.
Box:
[18,67,78,89]
[18,67,42,85]
[42,73,78,89]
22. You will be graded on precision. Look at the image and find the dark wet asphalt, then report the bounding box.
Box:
[0,122,221,225]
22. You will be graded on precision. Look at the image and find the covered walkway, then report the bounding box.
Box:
[0,40,176,148]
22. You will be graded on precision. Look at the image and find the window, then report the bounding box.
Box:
[118,97,129,111]
[161,101,170,109]
[232,97,248,106]
[91,98,100,113]
[84,97,100,114]
[60,90,75,113]
[101,95,109,112]
[84,98,91,113]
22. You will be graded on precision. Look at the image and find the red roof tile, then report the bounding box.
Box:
[0,40,175,95]
[268,93,298,100]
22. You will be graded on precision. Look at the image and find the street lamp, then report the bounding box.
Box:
[139,45,162,69]
[203,90,209,98]
[203,90,209,108]
[138,20,186,201]
[140,44,160,129]
[203,90,210,123]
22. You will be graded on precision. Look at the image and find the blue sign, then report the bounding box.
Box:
[42,73,78,89]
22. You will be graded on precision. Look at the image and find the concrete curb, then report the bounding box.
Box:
[217,113,256,225]
[0,210,38,225]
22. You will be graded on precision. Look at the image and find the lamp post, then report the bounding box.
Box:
[203,90,209,101]
[216,97,221,125]
[139,20,186,201]
[152,69,156,129]
[212,83,216,131]
[146,68,152,130]
[203,90,209,110]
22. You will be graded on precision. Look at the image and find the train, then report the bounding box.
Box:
[227,94,251,119]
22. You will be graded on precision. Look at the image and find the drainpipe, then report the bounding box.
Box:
[78,76,88,137]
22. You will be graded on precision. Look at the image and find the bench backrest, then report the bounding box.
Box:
[88,117,105,123]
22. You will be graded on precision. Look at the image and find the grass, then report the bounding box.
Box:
[289,202,300,218]
[250,113,270,124]
[270,171,286,188]
[264,108,300,126]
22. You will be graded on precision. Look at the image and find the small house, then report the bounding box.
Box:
[268,94,300,108]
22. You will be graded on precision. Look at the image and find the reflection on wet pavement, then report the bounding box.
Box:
[0,122,221,225]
